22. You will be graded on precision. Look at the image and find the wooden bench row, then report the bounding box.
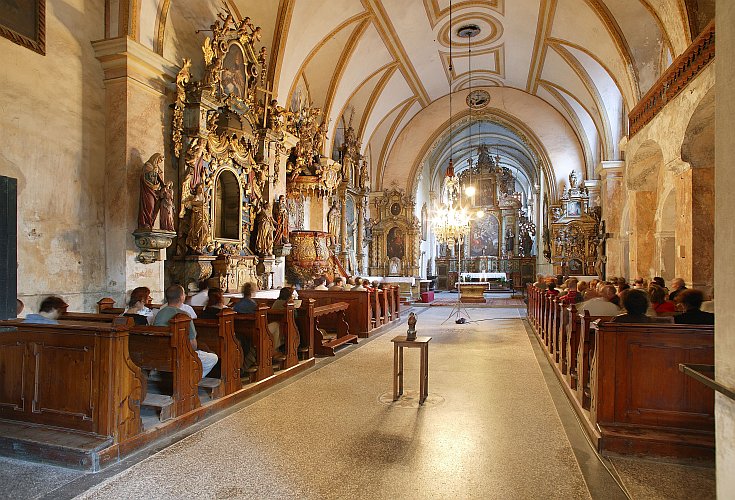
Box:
[526,285,715,460]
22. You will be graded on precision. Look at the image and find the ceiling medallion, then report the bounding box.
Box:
[467,90,491,109]
[457,24,481,38]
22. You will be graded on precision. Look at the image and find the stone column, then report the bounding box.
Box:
[339,195,348,262]
[715,1,735,494]
[356,196,366,274]
[595,161,625,278]
[93,37,178,304]
[584,179,601,207]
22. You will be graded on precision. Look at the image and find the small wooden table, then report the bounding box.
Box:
[391,336,431,404]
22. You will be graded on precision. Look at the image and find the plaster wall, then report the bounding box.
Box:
[715,0,735,494]
[0,0,107,313]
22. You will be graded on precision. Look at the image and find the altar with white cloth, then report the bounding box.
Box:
[363,276,417,300]
[460,272,507,282]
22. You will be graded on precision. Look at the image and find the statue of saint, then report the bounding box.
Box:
[184,184,211,253]
[255,202,275,256]
[138,153,164,229]
[569,170,579,189]
[273,195,289,246]
[359,160,369,190]
[327,201,341,247]
[159,182,175,231]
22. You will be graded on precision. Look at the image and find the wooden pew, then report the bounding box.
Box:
[0,319,144,442]
[576,311,614,410]
[193,309,242,397]
[127,314,203,420]
[379,288,390,323]
[390,286,401,319]
[371,289,383,327]
[589,321,715,458]
[301,302,357,356]
[565,304,579,388]
[233,306,274,382]
[259,301,300,369]
[297,290,373,338]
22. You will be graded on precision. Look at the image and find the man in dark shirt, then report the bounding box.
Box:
[233,282,258,314]
[610,289,652,323]
[668,277,687,301]
[674,289,714,325]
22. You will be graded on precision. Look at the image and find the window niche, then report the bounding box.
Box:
[214,170,241,241]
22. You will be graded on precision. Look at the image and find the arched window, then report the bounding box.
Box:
[214,170,240,240]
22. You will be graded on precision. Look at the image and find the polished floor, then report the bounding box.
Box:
[0,302,715,499]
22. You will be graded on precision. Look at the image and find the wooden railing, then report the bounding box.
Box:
[629,20,715,137]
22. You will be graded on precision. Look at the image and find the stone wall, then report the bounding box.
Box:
[0,0,107,313]
[715,0,735,495]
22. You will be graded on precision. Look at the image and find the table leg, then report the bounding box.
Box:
[393,343,399,401]
[398,346,404,396]
[419,346,426,405]
[424,345,429,403]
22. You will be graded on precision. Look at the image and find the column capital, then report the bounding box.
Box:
[595,161,624,179]
[92,36,179,93]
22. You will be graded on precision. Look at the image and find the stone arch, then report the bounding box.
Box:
[678,88,715,293]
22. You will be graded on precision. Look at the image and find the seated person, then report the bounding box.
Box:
[648,284,676,314]
[328,277,345,291]
[123,286,155,325]
[674,289,715,325]
[633,277,647,289]
[668,277,687,301]
[154,285,218,378]
[233,282,258,314]
[610,289,652,323]
[24,296,67,324]
[313,277,328,290]
[267,287,296,355]
[199,288,230,319]
[578,285,621,316]
[545,279,559,296]
[343,277,355,291]
[352,279,366,291]
[533,274,548,291]
[188,280,210,307]
[559,278,581,304]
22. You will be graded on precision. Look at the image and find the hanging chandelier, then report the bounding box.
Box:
[430,4,481,245]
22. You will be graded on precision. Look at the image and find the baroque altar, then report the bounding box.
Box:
[165,10,286,292]
[368,189,421,278]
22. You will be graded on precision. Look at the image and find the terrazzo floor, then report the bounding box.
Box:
[75,307,590,499]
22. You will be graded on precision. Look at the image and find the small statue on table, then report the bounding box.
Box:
[406,312,417,341]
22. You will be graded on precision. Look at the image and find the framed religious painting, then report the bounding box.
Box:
[566,201,581,218]
[0,0,45,55]
[390,202,402,216]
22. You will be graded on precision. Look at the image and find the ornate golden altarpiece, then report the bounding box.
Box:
[166,13,281,292]
[544,171,602,277]
[435,145,535,290]
[368,189,421,277]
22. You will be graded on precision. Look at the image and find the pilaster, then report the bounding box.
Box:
[93,36,178,303]
[595,161,625,277]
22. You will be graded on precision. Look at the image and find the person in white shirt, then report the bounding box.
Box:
[188,281,209,307]
[577,285,621,316]
[313,277,328,290]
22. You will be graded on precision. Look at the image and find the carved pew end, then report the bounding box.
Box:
[142,393,175,422]
[198,377,225,400]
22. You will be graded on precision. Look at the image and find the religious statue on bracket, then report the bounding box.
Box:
[255,201,275,256]
[133,153,176,264]
[327,200,341,248]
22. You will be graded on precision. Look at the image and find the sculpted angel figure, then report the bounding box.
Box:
[255,201,275,256]
[138,153,164,229]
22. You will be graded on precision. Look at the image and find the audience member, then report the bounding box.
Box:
[233,282,258,314]
[200,288,229,319]
[267,287,295,353]
[313,277,328,290]
[533,274,548,291]
[352,280,366,291]
[123,287,155,325]
[154,285,217,378]
[617,282,631,295]
[674,289,715,325]
[329,277,345,291]
[188,280,209,306]
[24,296,67,324]
[546,279,559,296]
[610,289,652,323]
[362,279,373,291]
[559,278,581,304]
[633,277,647,289]
[344,277,355,291]
[668,278,687,301]
[648,285,676,314]
[578,285,620,316]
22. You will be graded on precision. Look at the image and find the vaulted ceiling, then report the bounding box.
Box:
[131,0,701,198]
